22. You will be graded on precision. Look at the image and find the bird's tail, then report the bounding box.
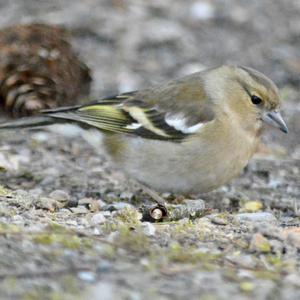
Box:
[0,103,85,129]
[0,115,59,129]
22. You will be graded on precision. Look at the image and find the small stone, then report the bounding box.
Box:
[210,214,229,225]
[78,198,100,212]
[142,222,156,236]
[283,273,300,287]
[97,261,113,273]
[243,201,263,212]
[34,197,58,212]
[190,1,215,21]
[49,190,70,202]
[240,281,254,293]
[93,228,102,235]
[226,254,256,269]
[97,199,107,208]
[65,219,78,226]
[31,131,49,143]
[249,233,271,253]
[49,190,70,208]
[103,202,134,211]
[78,271,96,283]
[234,212,277,224]
[88,282,115,300]
[184,199,206,212]
[91,212,107,225]
[119,192,134,201]
[69,206,89,214]
[0,185,12,197]
[281,227,300,248]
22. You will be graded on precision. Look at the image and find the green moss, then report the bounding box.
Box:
[114,207,142,227]
[19,170,42,182]
[167,242,220,264]
[46,223,69,233]
[102,244,117,260]
[240,281,254,293]
[253,270,280,281]
[0,222,21,234]
[23,290,80,300]
[115,225,150,255]
[223,269,239,282]
[32,234,54,245]
[0,185,12,197]
[60,235,84,250]
[171,220,196,234]
[265,254,283,268]
[32,232,92,250]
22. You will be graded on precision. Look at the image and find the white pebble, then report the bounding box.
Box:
[78,271,96,283]
[234,212,277,224]
[190,1,215,21]
[142,222,156,236]
[91,212,107,225]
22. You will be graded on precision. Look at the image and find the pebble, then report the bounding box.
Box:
[142,222,156,236]
[227,254,256,270]
[89,282,115,300]
[210,214,229,225]
[119,192,135,201]
[91,212,107,225]
[34,197,58,212]
[283,273,300,287]
[49,190,70,202]
[97,261,113,273]
[69,206,89,214]
[31,132,49,143]
[65,219,78,226]
[93,228,102,235]
[234,212,277,224]
[239,281,255,293]
[249,233,271,253]
[281,227,300,248]
[97,199,107,208]
[190,1,215,21]
[49,190,70,208]
[142,19,184,44]
[243,201,263,212]
[103,202,134,211]
[78,198,100,212]
[77,271,97,283]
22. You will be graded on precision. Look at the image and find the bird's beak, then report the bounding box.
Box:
[262,110,288,133]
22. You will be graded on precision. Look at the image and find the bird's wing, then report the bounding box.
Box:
[43,74,215,142]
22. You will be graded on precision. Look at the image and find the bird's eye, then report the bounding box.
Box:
[251,95,262,105]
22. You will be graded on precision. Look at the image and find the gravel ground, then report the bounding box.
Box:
[0,1,299,299]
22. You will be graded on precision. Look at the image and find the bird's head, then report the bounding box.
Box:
[209,65,288,134]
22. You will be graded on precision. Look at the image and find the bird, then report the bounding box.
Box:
[0,65,288,196]
[0,23,91,117]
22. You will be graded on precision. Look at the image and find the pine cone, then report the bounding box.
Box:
[0,23,91,117]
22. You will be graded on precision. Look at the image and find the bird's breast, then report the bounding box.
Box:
[103,126,259,194]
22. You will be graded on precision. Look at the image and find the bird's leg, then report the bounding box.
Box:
[138,183,167,207]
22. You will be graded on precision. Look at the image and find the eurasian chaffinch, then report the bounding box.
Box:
[0,65,288,195]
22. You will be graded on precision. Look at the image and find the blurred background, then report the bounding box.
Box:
[1,0,299,94]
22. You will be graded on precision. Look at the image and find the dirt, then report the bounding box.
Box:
[0,1,299,300]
